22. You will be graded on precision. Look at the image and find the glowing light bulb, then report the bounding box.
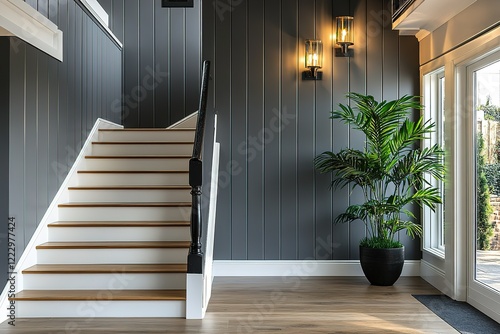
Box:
[341,29,347,42]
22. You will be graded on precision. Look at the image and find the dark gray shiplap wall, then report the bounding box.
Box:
[98,0,201,128]
[7,0,122,281]
[0,39,9,282]
[203,0,421,260]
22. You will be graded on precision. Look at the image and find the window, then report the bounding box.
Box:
[423,68,446,255]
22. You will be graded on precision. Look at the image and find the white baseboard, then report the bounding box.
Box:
[420,260,449,294]
[213,260,421,277]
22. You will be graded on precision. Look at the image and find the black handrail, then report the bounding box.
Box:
[188,60,210,274]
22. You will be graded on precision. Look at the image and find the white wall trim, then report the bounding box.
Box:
[79,0,108,27]
[420,260,448,294]
[0,0,63,61]
[213,260,421,277]
[0,118,122,324]
[77,0,122,48]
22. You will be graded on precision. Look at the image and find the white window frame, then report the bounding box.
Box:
[422,68,446,257]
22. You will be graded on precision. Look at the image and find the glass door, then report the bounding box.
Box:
[467,52,500,317]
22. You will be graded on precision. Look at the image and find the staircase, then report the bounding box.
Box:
[11,125,199,318]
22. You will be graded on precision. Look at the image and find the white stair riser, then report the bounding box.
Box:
[92,143,193,156]
[23,273,186,290]
[37,248,189,264]
[48,226,190,242]
[77,173,189,186]
[68,189,191,203]
[58,206,191,221]
[85,158,189,171]
[172,116,197,128]
[16,300,185,318]
[99,131,194,142]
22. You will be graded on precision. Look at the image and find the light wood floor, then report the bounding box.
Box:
[0,277,457,333]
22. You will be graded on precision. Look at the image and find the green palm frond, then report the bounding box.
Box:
[314,92,444,247]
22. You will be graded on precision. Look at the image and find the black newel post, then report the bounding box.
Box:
[187,60,210,274]
[188,158,203,273]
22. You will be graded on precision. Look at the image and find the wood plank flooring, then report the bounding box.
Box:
[0,277,458,333]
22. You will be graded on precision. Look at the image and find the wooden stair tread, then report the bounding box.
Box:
[36,241,191,249]
[11,289,186,301]
[23,264,187,274]
[92,141,194,145]
[85,155,191,159]
[77,170,189,174]
[48,221,190,227]
[99,128,195,131]
[58,202,191,207]
[67,186,190,190]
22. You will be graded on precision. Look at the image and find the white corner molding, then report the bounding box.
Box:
[392,0,477,41]
[213,260,421,277]
[0,0,63,61]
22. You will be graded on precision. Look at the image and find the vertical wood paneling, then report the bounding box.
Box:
[123,0,139,126]
[8,0,123,268]
[348,0,369,259]
[331,0,351,260]
[204,0,422,260]
[139,0,154,126]
[9,40,26,262]
[297,0,316,259]
[315,0,333,260]
[24,46,38,246]
[36,52,49,224]
[246,0,265,260]
[75,6,83,145]
[0,38,10,281]
[153,0,169,127]
[66,0,76,152]
[213,0,232,259]
[264,0,281,260]
[230,0,248,260]
[103,0,201,127]
[398,36,421,260]
[185,0,201,118]
[280,0,298,260]
[170,8,186,124]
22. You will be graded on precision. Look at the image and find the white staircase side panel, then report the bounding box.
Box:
[0,118,123,324]
[48,226,190,242]
[37,248,189,264]
[84,157,190,171]
[168,111,198,129]
[187,116,220,320]
[186,274,203,319]
[23,273,186,290]
[68,188,191,203]
[16,300,186,318]
[98,130,195,142]
[58,206,191,222]
[77,172,189,186]
[91,143,193,156]
[203,141,220,314]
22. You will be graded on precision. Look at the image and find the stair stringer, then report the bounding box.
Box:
[167,111,198,129]
[0,118,123,323]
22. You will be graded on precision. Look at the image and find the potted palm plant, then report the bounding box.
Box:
[314,93,444,286]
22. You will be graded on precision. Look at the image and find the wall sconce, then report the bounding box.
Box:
[302,39,323,80]
[335,16,354,57]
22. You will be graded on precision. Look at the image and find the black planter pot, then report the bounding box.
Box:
[359,246,405,286]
